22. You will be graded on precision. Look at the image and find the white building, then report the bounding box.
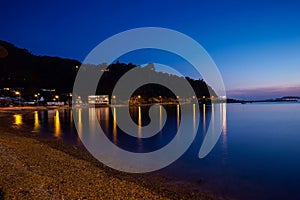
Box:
[88,95,109,105]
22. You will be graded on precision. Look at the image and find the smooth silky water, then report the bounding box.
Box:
[4,102,300,200]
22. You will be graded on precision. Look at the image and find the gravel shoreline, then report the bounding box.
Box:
[0,124,219,199]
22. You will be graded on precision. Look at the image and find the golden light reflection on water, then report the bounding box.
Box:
[54,110,62,137]
[33,111,39,131]
[92,107,110,134]
[106,107,110,131]
[222,104,227,134]
[77,109,82,138]
[113,107,117,143]
[221,103,227,150]
[89,108,97,134]
[70,109,73,127]
[193,103,196,132]
[138,106,142,138]
[203,104,206,134]
[211,103,215,132]
[104,107,110,133]
[14,114,22,125]
[177,104,180,129]
[159,105,163,130]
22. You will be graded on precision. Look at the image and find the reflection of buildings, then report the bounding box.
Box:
[203,104,206,134]
[88,108,98,134]
[220,103,227,151]
[201,103,227,148]
[95,107,110,133]
[73,96,83,105]
[193,103,196,132]
[221,103,227,135]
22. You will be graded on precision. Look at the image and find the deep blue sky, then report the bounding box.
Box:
[1,0,300,99]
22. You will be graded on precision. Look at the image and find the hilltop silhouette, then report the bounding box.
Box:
[0,40,80,92]
[0,40,215,101]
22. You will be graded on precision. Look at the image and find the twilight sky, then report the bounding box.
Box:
[1,0,300,99]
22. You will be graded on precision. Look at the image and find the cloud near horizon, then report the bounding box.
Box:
[227,84,300,100]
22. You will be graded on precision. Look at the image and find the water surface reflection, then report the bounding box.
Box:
[5,103,300,199]
[14,114,22,125]
[54,110,61,137]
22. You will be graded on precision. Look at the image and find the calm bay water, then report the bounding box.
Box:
[4,103,300,200]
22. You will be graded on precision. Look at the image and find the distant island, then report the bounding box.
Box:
[227,96,300,104]
[0,40,216,106]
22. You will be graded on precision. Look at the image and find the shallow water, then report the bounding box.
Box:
[2,102,300,200]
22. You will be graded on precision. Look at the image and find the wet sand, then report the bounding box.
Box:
[0,108,219,200]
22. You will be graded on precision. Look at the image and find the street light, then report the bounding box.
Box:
[15,91,21,106]
[137,95,141,104]
[112,95,116,105]
[34,94,38,104]
[68,93,72,106]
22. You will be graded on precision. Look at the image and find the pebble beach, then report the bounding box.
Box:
[0,108,218,200]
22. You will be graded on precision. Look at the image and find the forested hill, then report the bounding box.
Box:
[0,40,80,92]
[0,40,215,99]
